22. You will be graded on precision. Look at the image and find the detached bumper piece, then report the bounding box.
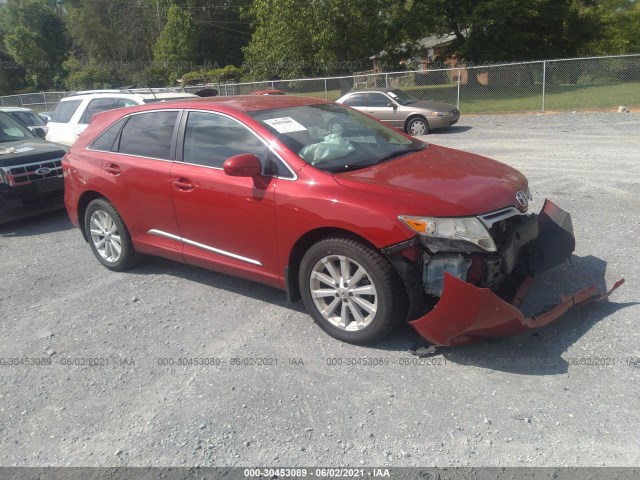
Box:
[409,200,624,346]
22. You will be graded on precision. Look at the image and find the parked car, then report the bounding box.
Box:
[335,88,460,136]
[63,96,620,346]
[250,89,286,95]
[0,107,49,137]
[0,111,67,223]
[39,111,53,123]
[46,89,198,146]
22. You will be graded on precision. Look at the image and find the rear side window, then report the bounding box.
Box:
[89,117,127,152]
[342,93,366,107]
[81,98,119,124]
[118,111,178,160]
[50,100,82,123]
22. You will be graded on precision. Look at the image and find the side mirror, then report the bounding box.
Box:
[388,102,397,109]
[29,126,47,138]
[223,153,262,177]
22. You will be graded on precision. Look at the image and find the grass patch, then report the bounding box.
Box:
[287,81,640,114]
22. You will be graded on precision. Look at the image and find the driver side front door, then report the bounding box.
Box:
[169,111,281,287]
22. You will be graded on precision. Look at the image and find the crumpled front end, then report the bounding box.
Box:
[398,200,623,346]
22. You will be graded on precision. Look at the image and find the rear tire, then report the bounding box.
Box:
[299,236,407,344]
[84,198,140,271]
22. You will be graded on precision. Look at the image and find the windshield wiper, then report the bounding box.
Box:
[376,146,425,164]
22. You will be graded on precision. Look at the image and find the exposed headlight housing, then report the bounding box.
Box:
[399,215,497,253]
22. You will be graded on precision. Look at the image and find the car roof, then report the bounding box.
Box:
[60,91,197,102]
[345,88,397,94]
[0,107,35,112]
[112,95,331,113]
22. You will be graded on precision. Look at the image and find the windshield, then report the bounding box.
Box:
[386,89,419,106]
[0,112,35,143]
[248,103,425,173]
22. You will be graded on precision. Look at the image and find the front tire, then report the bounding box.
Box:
[299,236,407,344]
[406,116,429,136]
[84,198,140,271]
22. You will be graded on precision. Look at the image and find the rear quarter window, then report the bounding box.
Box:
[50,100,82,123]
[89,117,128,152]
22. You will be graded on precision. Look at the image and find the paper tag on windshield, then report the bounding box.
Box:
[264,117,307,133]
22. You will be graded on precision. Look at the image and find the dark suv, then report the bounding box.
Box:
[0,111,68,223]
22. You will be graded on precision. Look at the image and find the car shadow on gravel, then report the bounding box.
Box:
[359,254,634,375]
[0,209,72,237]
[129,258,308,314]
[127,253,633,376]
[428,126,473,135]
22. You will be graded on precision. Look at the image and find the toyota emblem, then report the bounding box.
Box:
[515,191,528,210]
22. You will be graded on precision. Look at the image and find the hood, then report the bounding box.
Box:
[0,139,68,167]
[333,144,528,217]
[410,100,457,112]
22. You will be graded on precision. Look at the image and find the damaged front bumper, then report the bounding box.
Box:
[405,200,624,346]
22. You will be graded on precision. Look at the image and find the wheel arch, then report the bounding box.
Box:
[285,227,378,303]
[404,114,428,133]
[77,191,111,241]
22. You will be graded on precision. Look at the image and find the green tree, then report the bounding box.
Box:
[64,0,160,86]
[390,0,601,65]
[243,0,388,79]
[585,0,640,54]
[190,0,251,69]
[0,0,68,89]
[153,4,199,84]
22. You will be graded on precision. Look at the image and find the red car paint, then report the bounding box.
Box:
[63,96,621,346]
[250,89,286,95]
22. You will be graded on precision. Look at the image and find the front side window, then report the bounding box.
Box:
[183,112,266,169]
[367,93,392,107]
[50,100,82,123]
[117,99,139,108]
[249,103,424,173]
[118,111,178,160]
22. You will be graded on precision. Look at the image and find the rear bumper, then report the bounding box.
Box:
[407,200,624,346]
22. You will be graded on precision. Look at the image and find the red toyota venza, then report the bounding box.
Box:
[62,96,622,346]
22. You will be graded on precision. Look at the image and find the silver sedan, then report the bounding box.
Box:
[335,88,460,136]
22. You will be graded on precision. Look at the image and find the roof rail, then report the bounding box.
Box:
[69,87,186,97]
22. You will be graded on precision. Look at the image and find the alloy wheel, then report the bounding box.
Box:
[309,254,378,331]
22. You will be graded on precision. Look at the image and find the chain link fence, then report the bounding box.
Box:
[3,54,639,115]
[0,91,67,112]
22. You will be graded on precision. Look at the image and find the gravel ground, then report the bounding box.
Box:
[0,111,639,468]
